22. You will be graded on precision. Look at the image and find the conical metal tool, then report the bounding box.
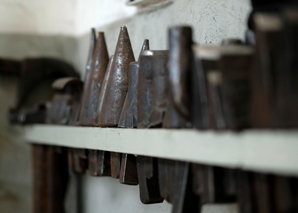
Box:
[118,39,149,128]
[87,55,114,177]
[83,28,96,91]
[79,32,109,126]
[98,26,135,127]
[118,40,149,185]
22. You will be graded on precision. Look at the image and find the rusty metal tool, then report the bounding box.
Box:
[136,156,163,204]
[79,32,109,126]
[32,144,68,213]
[0,57,79,124]
[149,50,168,128]
[170,162,200,213]
[78,31,110,176]
[192,44,253,130]
[250,13,283,128]
[168,26,192,121]
[98,26,135,127]
[97,26,135,179]
[136,50,164,203]
[118,40,150,185]
[118,39,149,128]
[82,28,96,91]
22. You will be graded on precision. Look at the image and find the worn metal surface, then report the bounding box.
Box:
[50,77,83,126]
[32,144,68,213]
[110,152,122,179]
[168,26,192,120]
[98,26,135,127]
[97,55,114,120]
[79,32,109,126]
[88,150,111,176]
[250,13,283,128]
[83,28,96,91]
[137,52,154,128]
[149,51,168,128]
[118,39,150,128]
[119,154,138,185]
[136,156,163,204]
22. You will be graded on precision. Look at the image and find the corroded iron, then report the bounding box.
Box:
[97,55,114,118]
[83,28,96,91]
[149,50,168,128]
[49,77,83,126]
[250,13,283,128]
[118,62,139,128]
[119,154,138,185]
[118,39,149,128]
[137,51,154,128]
[33,145,68,213]
[136,156,163,204]
[110,152,122,179]
[193,45,253,130]
[168,26,192,120]
[88,150,111,176]
[118,40,150,185]
[98,26,135,127]
[79,32,109,126]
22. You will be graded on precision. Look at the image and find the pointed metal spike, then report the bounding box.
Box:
[79,32,109,126]
[97,55,114,122]
[118,62,139,128]
[98,26,135,127]
[83,28,96,90]
[137,39,150,62]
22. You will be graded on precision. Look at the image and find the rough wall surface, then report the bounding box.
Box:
[0,0,251,213]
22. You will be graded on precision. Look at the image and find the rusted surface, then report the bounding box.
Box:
[149,51,168,128]
[250,13,283,128]
[97,55,114,119]
[168,26,192,120]
[158,159,173,203]
[110,152,122,179]
[98,26,135,127]
[32,144,68,213]
[88,150,111,176]
[170,162,200,213]
[119,154,138,185]
[137,52,154,128]
[49,77,83,126]
[68,148,88,174]
[136,156,163,204]
[83,28,96,91]
[118,62,139,128]
[79,32,109,126]
[118,39,149,128]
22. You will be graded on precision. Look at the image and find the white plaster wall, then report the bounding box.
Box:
[0,0,136,36]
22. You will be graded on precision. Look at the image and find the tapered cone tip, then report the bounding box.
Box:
[137,39,150,62]
[98,26,135,127]
[83,28,97,85]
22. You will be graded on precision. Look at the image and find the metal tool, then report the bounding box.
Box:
[79,32,109,126]
[98,26,135,127]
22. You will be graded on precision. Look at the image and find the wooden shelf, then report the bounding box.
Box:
[23,124,298,177]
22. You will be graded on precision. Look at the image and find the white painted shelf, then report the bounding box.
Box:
[23,125,298,177]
